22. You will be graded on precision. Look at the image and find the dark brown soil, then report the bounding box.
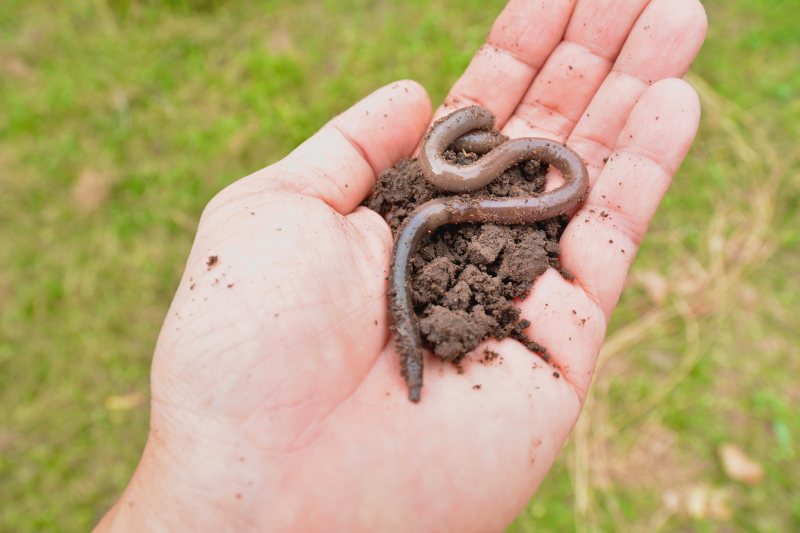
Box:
[365,138,571,364]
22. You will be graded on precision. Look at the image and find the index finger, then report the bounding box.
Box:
[435,0,576,124]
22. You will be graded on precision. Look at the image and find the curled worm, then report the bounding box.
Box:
[391,106,589,402]
[448,129,507,155]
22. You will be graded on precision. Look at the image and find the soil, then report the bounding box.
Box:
[365,137,571,364]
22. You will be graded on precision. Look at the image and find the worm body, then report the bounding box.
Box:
[391,106,589,402]
[420,106,586,194]
[448,129,507,154]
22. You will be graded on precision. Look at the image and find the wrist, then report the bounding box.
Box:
[98,422,264,532]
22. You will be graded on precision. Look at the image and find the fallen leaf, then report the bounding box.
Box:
[105,391,145,411]
[686,485,707,518]
[661,483,733,520]
[4,57,34,80]
[706,488,733,520]
[718,443,764,485]
[679,484,732,520]
[269,26,294,52]
[662,489,681,513]
[72,168,113,213]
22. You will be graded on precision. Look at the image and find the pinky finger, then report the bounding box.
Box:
[559,78,701,318]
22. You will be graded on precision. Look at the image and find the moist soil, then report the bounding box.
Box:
[365,136,572,364]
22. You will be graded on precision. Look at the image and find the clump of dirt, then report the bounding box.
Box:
[365,138,570,363]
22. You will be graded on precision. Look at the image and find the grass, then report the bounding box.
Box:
[1,0,798,530]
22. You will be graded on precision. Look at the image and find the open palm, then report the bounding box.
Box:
[100,1,707,531]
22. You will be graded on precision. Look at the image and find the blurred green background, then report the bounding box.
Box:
[1,0,798,530]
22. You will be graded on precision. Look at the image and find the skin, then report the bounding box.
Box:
[394,105,589,402]
[98,1,707,531]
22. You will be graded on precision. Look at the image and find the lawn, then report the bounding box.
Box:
[1,0,798,530]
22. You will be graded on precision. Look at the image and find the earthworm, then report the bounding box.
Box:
[391,106,589,402]
[448,129,507,154]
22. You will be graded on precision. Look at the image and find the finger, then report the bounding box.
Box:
[268,80,432,214]
[567,0,708,180]
[563,78,701,317]
[434,0,576,125]
[503,0,652,139]
[511,80,700,397]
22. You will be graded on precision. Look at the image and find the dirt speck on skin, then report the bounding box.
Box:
[365,138,570,366]
[482,348,501,363]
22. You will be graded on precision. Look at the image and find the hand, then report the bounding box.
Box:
[99,1,707,530]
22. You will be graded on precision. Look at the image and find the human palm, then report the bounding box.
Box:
[100,1,707,531]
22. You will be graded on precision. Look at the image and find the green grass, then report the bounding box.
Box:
[1,0,798,530]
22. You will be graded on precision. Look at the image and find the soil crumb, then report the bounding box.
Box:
[365,138,570,365]
[482,349,501,363]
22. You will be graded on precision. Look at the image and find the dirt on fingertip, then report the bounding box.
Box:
[365,138,570,364]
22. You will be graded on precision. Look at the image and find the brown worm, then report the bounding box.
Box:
[391,105,589,402]
[448,129,508,155]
